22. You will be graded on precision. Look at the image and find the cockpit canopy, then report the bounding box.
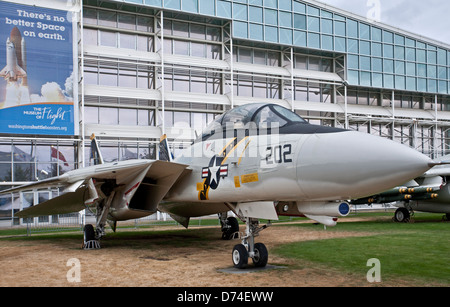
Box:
[197,103,308,142]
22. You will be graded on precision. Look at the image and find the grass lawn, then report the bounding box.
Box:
[273,212,450,286]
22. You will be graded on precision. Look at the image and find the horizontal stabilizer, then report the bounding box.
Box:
[15,188,86,218]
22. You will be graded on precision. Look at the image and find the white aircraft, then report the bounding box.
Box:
[0,103,437,268]
[0,34,27,82]
[352,156,450,223]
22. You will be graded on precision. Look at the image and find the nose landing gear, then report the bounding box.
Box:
[231,217,270,269]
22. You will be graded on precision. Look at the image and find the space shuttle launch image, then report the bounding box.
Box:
[0,26,30,107]
[0,27,27,82]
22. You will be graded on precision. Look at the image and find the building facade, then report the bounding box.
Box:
[1,0,450,222]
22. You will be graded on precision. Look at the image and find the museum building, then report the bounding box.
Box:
[1,0,450,222]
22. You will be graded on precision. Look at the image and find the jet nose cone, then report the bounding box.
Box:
[297,131,432,200]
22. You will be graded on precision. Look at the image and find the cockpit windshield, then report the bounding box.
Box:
[198,103,308,142]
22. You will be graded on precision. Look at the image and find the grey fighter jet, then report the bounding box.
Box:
[0,103,435,269]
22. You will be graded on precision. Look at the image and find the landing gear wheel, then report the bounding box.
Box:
[83,224,95,242]
[394,208,410,223]
[221,217,239,240]
[232,244,248,269]
[252,243,268,268]
[82,224,101,250]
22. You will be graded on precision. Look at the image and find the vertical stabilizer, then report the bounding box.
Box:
[159,134,173,162]
[90,134,104,165]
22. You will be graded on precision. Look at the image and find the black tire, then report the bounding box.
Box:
[83,224,96,242]
[232,244,248,269]
[252,243,268,268]
[394,208,410,223]
[222,217,239,240]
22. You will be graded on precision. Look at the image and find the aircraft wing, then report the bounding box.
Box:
[1,159,189,218]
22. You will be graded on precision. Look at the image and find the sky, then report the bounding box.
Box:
[316,0,450,46]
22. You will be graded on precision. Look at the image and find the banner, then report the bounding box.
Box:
[0,1,76,135]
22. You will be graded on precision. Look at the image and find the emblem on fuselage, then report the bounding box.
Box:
[199,155,229,201]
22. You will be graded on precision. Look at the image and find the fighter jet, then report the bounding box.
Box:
[352,156,450,223]
[0,103,436,268]
[0,27,27,82]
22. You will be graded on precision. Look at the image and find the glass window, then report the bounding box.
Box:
[294,30,306,47]
[372,58,382,72]
[217,0,231,18]
[234,3,248,20]
[348,70,359,85]
[307,5,320,16]
[348,39,358,53]
[372,42,382,57]
[321,19,332,34]
[279,0,292,11]
[308,33,320,49]
[335,37,346,52]
[249,23,263,40]
[280,11,292,28]
[347,19,358,38]
[428,51,437,64]
[383,31,393,43]
[438,80,447,94]
[395,76,405,90]
[308,16,320,32]
[265,0,278,9]
[100,31,117,47]
[265,8,278,26]
[438,49,447,66]
[417,78,427,92]
[293,1,306,13]
[372,27,382,42]
[322,35,333,50]
[372,73,383,88]
[417,49,426,62]
[383,44,393,58]
[383,59,394,73]
[360,23,370,40]
[98,10,116,27]
[233,21,248,38]
[360,71,371,86]
[394,46,405,60]
[406,48,415,61]
[428,79,437,93]
[294,14,306,30]
[395,61,405,75]
[360,41,370,55]
[405,38,415,47]
[384,74,394,88]
[199,0,215,15]
[417,64,427,77]
[165,0,181,10]
[265,26,278,43]
[119,109,137,125]
[438,66,447,79]
[360,56,371,71]
[394,34,405,45]
[406,62,416,76]
[280,28,293,45]
[249,6,263,23]
[182,0,198,12]
[118,14,136,30]
[406,77,416,91]
[427,65,437,78]
[334,21,345,36]
[119,33,135,49]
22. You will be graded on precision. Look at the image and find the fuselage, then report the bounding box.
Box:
[161,122,431,218]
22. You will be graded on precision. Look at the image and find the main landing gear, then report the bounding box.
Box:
[231,217,270,269]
